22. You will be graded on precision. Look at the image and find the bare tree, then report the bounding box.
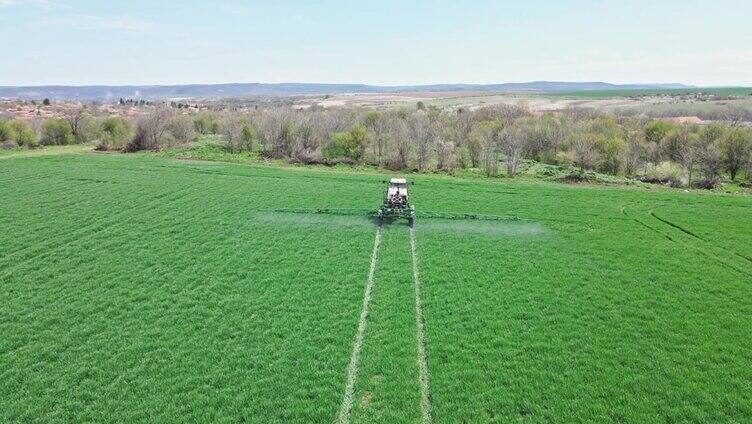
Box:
[388,118,412,169]
[447,111,474,168]
[661,127,700,186]
[623,132,646,176]
[65,106,88,143]
[168,115,196,145]
[522,116,567,162]
[409,113,435,171]
[569,134,599,172]
[367,112,391,167]
[721,106,752,127]
[501,127,524,177]
[480,128,499,176]
[435,136,458,172]
[292,113,324,161]
[128,107,173,151]
[223,112,245,153]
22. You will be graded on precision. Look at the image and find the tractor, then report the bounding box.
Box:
[377,178,415,226]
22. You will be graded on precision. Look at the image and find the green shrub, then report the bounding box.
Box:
[40,118,74,146]
[240,124,257,152]
[322,125,368,161]
[195,112,222,135]
[552,151,573,166]
[0,119,10,142]
[96,117,133,151]
[596,136,626,174]
[8,119,37,147]
[644,120,675,143]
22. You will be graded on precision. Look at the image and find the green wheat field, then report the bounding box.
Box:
[1,152,751,422]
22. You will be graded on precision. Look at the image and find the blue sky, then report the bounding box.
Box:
[1,0,750,86]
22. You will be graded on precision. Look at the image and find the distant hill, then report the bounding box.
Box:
[0,81,694,101]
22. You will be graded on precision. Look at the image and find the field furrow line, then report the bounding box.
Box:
[409,227,433,424]
[0,187,190,272]
[0,181,112,227]
[8,202,208,287]
[0,171,59,186]
[337,226,382,424]
[0,181,91,223]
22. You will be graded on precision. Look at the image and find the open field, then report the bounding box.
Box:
[285,89,752,119]
[538,87,752,99]
[2,151,751,422]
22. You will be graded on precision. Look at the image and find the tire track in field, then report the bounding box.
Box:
[338,226,382,424]
[621,206,675,242]
[650,209,752,265]
[409,227,433,424]
[622,206,752,277]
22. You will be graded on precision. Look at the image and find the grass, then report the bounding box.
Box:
[0,144,93,159]
[2,151,751,422]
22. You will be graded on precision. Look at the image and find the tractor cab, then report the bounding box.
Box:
[386,178,409,207]
[377,178,415,226]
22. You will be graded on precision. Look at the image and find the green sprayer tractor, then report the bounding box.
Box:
[377,178,415,227]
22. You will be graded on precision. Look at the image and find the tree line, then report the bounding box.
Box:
[2,103,751,187]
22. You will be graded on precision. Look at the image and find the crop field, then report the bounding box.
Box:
[541,87,752,99]
[2,152,751,422]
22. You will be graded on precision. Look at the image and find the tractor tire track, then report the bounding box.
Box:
[338,226,382,424]
[650,209,752,265]
[621,206,675,242]
[409,227,433,424]
[622,206,752,277]
[649,210,702,239]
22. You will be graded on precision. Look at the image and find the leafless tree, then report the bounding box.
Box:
[291,113,325,162]
[569,134,599,171]
[446,111,474,168]
[65,106,88,142]
[223,112,246,153]
[409,113,435,171]
[623,132,646,176]
[661,127,700,186]
[501,127,525,177]
[367,112,391,167]
[721,106,752,127]
[168,115,196,145]
[388,118,412,169]
[480,128,499,176]
[129,107,173,151]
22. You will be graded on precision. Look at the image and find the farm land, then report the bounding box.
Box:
[1,149,751,422]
